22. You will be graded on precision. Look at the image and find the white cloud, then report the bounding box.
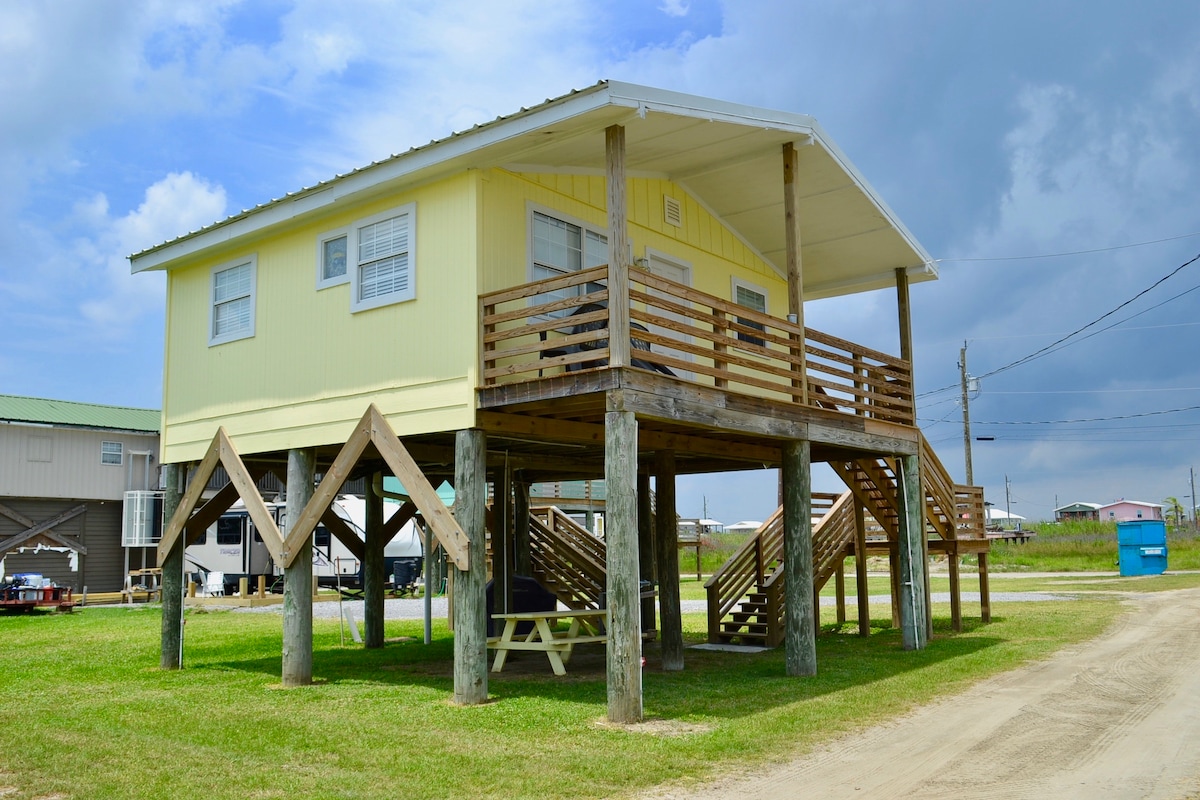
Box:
[80,171,227,333]
[660,0,690,17]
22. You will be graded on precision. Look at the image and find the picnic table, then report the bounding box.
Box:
[489,608,608,675]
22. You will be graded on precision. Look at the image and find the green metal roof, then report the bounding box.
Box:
[0,395,160,433]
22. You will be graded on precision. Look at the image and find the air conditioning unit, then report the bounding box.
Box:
[122,491,164,547]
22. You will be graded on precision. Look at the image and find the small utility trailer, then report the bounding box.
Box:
[0,575,75,613]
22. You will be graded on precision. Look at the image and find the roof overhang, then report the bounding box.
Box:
[130,81,936,300]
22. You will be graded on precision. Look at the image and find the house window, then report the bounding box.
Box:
[732,278,768,347]
[210,257,256,345]
[530,208,608,315]
[351,204,416,312]
[316,229,349,289]
[101,441,123,466]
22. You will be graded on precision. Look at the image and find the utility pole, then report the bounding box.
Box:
[960,341,973,485]
[1192,467,1197,531]
[1005,475,1012,519]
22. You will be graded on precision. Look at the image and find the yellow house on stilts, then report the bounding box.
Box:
[132,81,989,723]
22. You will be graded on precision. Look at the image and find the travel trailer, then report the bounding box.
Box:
[184,495,422,594]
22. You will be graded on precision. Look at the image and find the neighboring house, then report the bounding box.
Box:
[131,81,973,717]
[1054,502,1101,522]
[1098,500,1163,522]
[0,395,160,592]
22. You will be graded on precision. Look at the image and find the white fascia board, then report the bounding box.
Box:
[605,82,820,135]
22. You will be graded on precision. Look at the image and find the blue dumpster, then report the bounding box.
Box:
[1116,520,1168,576]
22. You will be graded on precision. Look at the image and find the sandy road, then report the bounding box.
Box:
[644,588,1200,800]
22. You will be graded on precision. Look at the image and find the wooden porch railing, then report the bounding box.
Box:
[480,266,915,425]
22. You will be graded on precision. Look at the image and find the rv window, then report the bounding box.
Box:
[315,526,331,548]
[216,517,242,546]
[193,530,207,545]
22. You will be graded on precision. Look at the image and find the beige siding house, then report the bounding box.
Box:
[0,395,160,591]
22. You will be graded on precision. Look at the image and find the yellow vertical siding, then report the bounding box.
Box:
[161,173,479,463]
[485,169,787,317]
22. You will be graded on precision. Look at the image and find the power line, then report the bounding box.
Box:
[937,230,1200,263]
[917,250,1200,398]
[971,404,1200,425]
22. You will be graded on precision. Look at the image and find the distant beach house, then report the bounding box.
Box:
[1098,500,1163,522]
[1054,502,1101,522]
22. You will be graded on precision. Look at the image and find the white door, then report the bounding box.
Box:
[645,249,693,379]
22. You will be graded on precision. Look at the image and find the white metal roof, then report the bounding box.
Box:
[130,80,936,300]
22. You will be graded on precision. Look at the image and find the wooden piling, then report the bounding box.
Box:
[282,448,315,687]
[364,474,385,648]
[654,451,683,671]
[605,409,643,722]
[783,440,816,677]
[160,463,184,670]
[453,429,488,705]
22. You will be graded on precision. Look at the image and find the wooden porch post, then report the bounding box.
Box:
[606,124,631,369]
[979,551,992,623]
[513,475,531,576]
[783,439,816,676]
[948,543,963,632]
[283,447,315,686]
[363,472,385,648]
[895,267,914,364]
[854,499,871,636]
[896,453,927,650]
[453,429,488,705]
[784,142,808,404]
[654,450,683,671]
[160,462,184,669]
[606,407,642,722]
[636,470,657,640]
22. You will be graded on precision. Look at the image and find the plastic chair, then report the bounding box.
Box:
[205,571,225,597]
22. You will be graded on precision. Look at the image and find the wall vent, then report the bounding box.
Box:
[663,195,683,227]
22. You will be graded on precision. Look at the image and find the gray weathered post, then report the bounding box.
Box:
[363,472,385,648]
[494,466,512,614]
[897,453,928,650]
[283,448,316,686]
[854,500,871,637]
[160,463,184,669]
[783,439,816,676]
[453,429,488,705]
[605,408,642,721]
[653,450,683,671]
[636,470,657,639]
[513,476,531,576]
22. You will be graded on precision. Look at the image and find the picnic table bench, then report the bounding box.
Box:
[488,608,608,675]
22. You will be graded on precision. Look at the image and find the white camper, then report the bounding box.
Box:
[184,495,422,594]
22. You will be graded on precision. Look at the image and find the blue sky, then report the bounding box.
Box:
[3,0,1200,523]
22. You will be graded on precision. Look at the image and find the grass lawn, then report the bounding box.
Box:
[6,572,1198,800]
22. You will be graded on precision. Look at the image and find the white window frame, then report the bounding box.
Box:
[731,276,769,346]
[350,203,416,313]
[101,441,123,466]
[209,256,257,346]
[527,203,610,318]
[316,227,350,290]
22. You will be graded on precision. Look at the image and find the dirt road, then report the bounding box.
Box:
[646,588,1200,800]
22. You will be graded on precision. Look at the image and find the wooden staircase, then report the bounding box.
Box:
[705,493,852,646]
[705,433,987,645]
[527,506,606,610]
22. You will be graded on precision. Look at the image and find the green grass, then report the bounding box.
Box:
[6,576,1195,800]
